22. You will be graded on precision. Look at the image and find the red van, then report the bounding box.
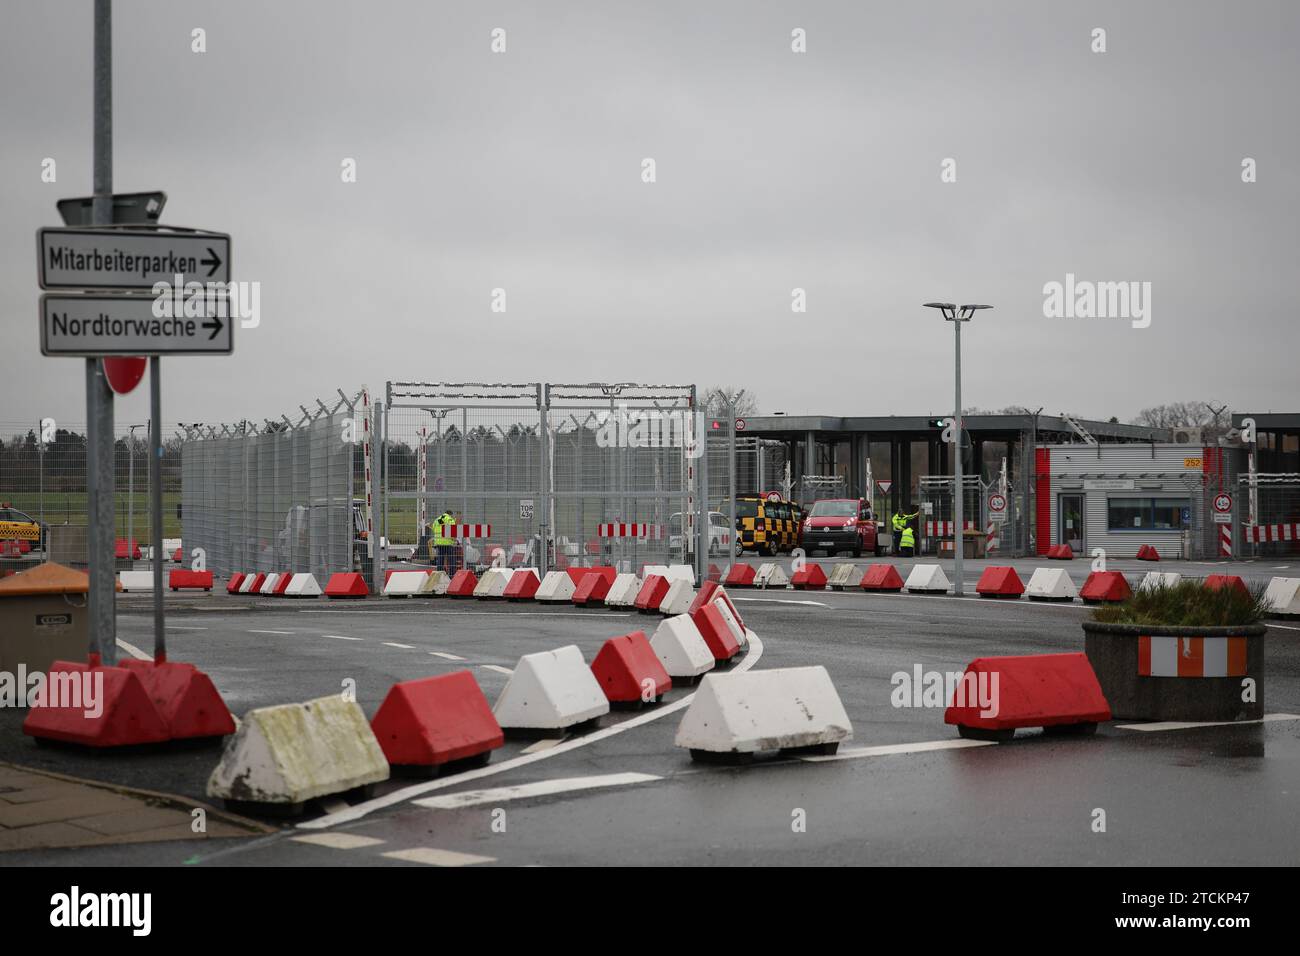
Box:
[801,498,880,557]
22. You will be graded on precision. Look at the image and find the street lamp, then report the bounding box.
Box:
[126,423,144,560]
[923,302,992,595]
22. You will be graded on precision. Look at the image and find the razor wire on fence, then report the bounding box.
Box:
[179,391,361,581]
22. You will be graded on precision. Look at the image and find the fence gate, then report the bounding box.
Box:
[1239,473,1300,558]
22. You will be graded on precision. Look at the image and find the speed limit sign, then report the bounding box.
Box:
[988,493,1007,513]
[1213,493,1232,514]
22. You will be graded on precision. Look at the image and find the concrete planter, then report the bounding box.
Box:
[1082,621,1267,722]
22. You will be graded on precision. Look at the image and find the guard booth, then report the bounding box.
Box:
[1033,443,1225,559]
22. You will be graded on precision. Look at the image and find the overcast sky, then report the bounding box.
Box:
[2,0,1297,433]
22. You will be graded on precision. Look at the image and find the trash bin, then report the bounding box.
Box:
[963,530,986,559]
[0,562,92,678]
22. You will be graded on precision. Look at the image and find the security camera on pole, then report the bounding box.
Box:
[923,302,992,596]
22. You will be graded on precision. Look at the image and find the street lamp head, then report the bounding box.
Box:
[924,301,958,321]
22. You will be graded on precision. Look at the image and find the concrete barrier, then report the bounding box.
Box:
[944,653,1111,741]
[666,564,696,584]
[384,570,432,598]
[860,564,905,592]
[691,603,741,663]
[446,569,478,598]
[754,563,788,589]
[590,631,672,706]
[975,566,1025,599]
[284,573,322,598]
[604,573,641,608]
[573,568,617,606]
[1264,576,1300,616]
[324,572,369,599]
[492,644,610,736]
[536,570,576,603]
[905,564,950,594]
[1025,567,1077,602]
[473,567,513,599]
[118,570,155,592]
[1080,571,1131,604]
[658,578,696,615]
[1138,571,1182,592]
[675,666,852,760]
[826,563,859,590]
[169,569,213,591]
[712,599,749,650]
[649,615,715,681]
[791,564,828,590]
[502,568,540,601]
[417,569,450,596]
[1205,574,1250,599]
[724,564,756,588]
[226,573,245,594]
[370,671,504,769]
[258,573,281,596]
[272,573,294,596]
[634,575,670,612]
[206,695,390,812]
[242,573,266,594]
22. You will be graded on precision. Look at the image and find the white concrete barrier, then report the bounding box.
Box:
[665,564,696,584]
[1139,571,1183,592]
[284,573,322,598]
[1025,567,1077,601]
[259,573,281,596]
[1264,576,1300,616]
[418,569,450,596]
[658,578,696,615]
[474,567,514,598]
[675,666,852,757]
[713,599,748,649]
[642,564,670,581]
[384,570,431,597]
[605,573,641,608]
[754,563,788,588]
[535,570,576,603]
[492,644,610,733]
[827,563,859,590]
[904,564,949,594]
[650,615,715,680]
[118,570,154,592]
[238,575,258,594]
[207,695,389,808]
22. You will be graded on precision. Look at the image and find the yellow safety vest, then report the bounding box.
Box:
[891,514,906,532]
[433,513,456,546]
[900,526,916,548]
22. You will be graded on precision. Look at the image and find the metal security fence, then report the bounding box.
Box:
[917,474,1027,557]
[1241,474,1300,558]
[733,436,792,499]
[180,390,361,580]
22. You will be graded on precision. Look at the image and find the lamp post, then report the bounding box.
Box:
[126,423,143,560]
[923,302,992,595]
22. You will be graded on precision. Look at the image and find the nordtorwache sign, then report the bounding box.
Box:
[40,293,233,356]
[37,226,231,290]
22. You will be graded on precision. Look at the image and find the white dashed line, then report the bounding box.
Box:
[413,773,661,810]
[323,634,364,641]
[801,739,996,762]
[480,665,513,676]
[520,738,564,753]
[167,625,207,631]
[1115,713,1300,732]
[382,642,415,649]
[381,848,495,867]
[291,833,386,850]
[1267,622,1300,632]
[248,629,293,635]
[430,652,466,661]
[115,639,152,661]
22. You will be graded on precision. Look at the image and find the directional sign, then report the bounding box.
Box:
[38,226,230,290]
[40,293,233,356]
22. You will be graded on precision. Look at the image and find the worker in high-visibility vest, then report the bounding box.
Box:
[431,510,457,571]
[899,523,916,557]
[891,511,907,555]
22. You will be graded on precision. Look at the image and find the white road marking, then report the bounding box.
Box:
[296,609,631,618]
[731,597,829,607]
[381,847,495,867]
[297,633,764,830]
[801,739,996,762]
[520,738,563,753]
[1115,713,1300,732]
[413,773,660,810]
[1267,622,1300,632]
[115,639,151,661]
[167,625,207,631]
[291,832,385,850]
[382,642,415,649]
[480,665,513,676]
[248,629,293,635]
[324,634,364,641]
[430,651,466,661]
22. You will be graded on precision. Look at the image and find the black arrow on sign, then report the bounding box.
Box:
[202,315,224,341]
[201,246,222,277]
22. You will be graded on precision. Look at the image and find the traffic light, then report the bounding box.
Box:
[929,418,947,428]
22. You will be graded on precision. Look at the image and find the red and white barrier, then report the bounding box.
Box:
[1246,523,1300,543]
[597,523,665,540]
[925,520,976,537]
[1138,636,1247,678]
[1220,524,1232,557]
[443,524,491,539]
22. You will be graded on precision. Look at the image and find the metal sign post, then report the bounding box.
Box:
[150,359,165,662]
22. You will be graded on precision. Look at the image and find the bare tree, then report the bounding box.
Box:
[1131,401,1232,440]
[701,386,759,419]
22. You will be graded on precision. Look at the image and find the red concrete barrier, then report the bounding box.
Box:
[226,573,245,594]
[944,652,1111,741]
[572,567,618,606]
[503,570,540,601]
[634,574,670,613]
[691,603,742,663]
[565,567,590,588]
[1047,544,1074,560]
[324,572,369,599]
[119,659,237,740]
[975,566,1025,599]
[590,631,672,705]
[1204,574,1250,598]
[114,538,142,560]
[168,569,213,591]
[1135,544,1160,561]
[1080,571,1132,604]
[272,573,294,596]
[860,564,905,592]
[707,564,723,583]
[724,564,756,588]
[370,670,504,769]
[23,660,169,747]
[791,564,827,590]
[245,573,267,594]
[446,569,478,597]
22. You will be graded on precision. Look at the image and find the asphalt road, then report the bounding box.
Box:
[3,562,1298,866]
